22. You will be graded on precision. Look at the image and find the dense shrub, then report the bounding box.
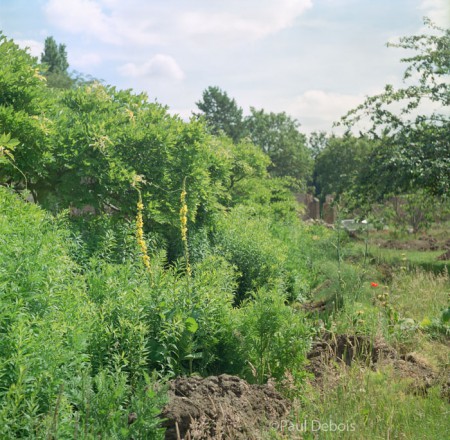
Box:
[213,205,288,301]
[0,189,166,438]
[233,287,312,384]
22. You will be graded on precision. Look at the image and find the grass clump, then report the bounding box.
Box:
[298,366,449,440]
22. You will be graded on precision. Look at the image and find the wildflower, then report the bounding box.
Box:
[180,201,188,242]
[371,282,379,287]
[180,179,191,276]
[420,317,432,328]
[135,192,151,272]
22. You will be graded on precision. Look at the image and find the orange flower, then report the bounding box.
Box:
[371,282,379,287]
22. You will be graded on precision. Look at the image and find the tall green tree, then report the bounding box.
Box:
[341,19,450,199]
[0,34,53,191]
[195,86,246,142]
[308,131,328,159]
[41,36,68,73]
[245,108,312,183]
[41,36,72,88]
[313,135,375,201]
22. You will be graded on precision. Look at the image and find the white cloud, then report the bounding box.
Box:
[419,0,450,27]
[70,52,103,70]
[288,86,449,134]
[43,0,312,46]
[15,39,44,58]
[44,0,118,43]
[179,0,313,40]
[283,90,365,133]
[43,0,161,45]
[118,55,184,81]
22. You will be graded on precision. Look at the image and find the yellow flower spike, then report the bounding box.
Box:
[135,190,151,273]
[180,178,191,276]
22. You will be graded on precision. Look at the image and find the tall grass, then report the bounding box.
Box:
[298,366,449,440]
[390,268,449,321]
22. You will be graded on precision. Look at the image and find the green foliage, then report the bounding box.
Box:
[213,205,288,300]
[0,132,19,163]
[230,174,300,218]
[301,367,449,440]
[307,130,328,159]
[66,213,140,266]
[341,19,450,198]
[36,370,165,439]
[195,86,246,142]
[225,136,270,190]
[4,28,449,440]
[0,188,89,436]
[313,135,375,201]
[246,107,313,183]
[38,82,234,262]
[271,220,336,302]
[195,87,313,184]
[41,36,69,74]
[234,288,311,384]
[0,34,53,188]
[40,36,72,89]
[0,188,166,438]
[84,250,237,379]
[146,255,237,376]
[381,191,441,233]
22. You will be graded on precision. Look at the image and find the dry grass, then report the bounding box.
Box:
[389,268,449,321]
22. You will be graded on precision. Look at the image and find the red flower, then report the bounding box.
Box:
[371,282,379,287]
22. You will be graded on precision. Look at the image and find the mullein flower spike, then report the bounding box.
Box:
[180,180,191,276]
[136,192,151,272]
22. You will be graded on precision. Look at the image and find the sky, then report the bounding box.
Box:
[1,0,449,133]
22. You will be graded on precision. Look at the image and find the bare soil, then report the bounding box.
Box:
[161,374,290,440]
[306,333,439,395]
[161,334,445,439]
[374,236,450,254]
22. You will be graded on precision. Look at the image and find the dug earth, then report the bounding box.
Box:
[161,374,290,439]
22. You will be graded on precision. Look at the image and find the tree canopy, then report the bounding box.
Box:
[195,86,246,143]
[0,34,53,187]
[195,87,313,184]
[40,36,72,88]
[313,135,375,201]
[246,108,312,183]
[0,36,281,250]
[341,19,450,199]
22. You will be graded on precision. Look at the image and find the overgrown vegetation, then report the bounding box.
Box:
[0,21,449,439]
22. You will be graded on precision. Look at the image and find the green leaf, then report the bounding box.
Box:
[185,317,198,334]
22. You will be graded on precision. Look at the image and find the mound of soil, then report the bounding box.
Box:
[437,249,450,261]
[376,236,450,253]
[306,333,438,395]
[380,237,439,251]
[306,333,396,387]
[161,374,290,440]
[388,353,437,396]
[161,336,442,438]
